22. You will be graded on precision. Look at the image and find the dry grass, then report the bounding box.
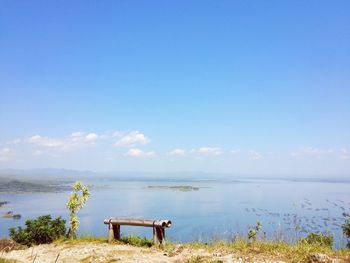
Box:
[170,239,350,262]
[3,236,350,262]
[0,240,25,253]
[185,255,224,263]
[80,255,120,263]
[55,235,154,248]
[0,258,17,263]
[54,235,107,245]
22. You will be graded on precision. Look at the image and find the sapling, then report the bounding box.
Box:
[248,221,262,241]
[66,181,90,239]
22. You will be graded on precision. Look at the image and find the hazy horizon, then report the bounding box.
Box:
[1,168,350,182]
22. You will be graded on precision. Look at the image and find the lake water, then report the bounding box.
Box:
[1,177,349,248]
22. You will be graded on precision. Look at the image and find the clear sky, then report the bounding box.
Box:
[0,0,349,176]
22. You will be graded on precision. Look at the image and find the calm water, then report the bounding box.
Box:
[1,177,349,248]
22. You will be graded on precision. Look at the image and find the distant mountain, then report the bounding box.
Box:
[0,168,101,180]
[0,168,349,183]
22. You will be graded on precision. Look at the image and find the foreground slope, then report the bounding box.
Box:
[2,239,350,263]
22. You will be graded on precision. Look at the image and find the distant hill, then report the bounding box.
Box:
[0,168,349,183]
[0,168,100,179]
[0,178,69,193]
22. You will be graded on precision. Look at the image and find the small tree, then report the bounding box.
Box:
[66,181,90,239]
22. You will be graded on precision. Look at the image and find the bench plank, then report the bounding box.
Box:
[104,218,172,228]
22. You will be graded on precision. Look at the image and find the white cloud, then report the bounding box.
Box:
[4,130,151,155]
[7,138,21,145]
[115,131,150,147]
[125,148,155,158]
[197,147,223,156]
[0,147,12,161]
[98,130,121,140]
[70,132,99,143]
[230,149,240,154]
[168,148,186,156]
[29,135,65,148]
[290,146,350,160]
[28,132,99,151]
[33,150,43,156]
[338,148,350,160]
[85,133,98,142]
[70,132,85,138]
[1,148,11,153]
[249,150,262,160]
[291,146,334,158]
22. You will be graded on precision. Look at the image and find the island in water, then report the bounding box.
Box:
[0,177,69,193]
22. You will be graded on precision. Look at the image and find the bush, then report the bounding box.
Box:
[342,217,350,248]
[299,232,333,248]
[9,215,66,246]
[120,235,153,247]
[248,221,262,241]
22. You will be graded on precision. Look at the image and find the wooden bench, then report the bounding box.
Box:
[104,218,172,244]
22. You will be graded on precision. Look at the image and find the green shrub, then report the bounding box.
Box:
[9,215,66,246]
[299,232,333,248]
[248,221,262,241]
[120,235,153,247]
[342,217,350,248]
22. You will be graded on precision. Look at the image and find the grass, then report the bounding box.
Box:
[54,235,107,245]
[6,234,350,262]
[119,235,153,247]
[80,256,119,263]
[54,234,153,247]
[0,259,17,263]
[55,234,350,261]
[169,239,350,263]
[185,255,224,263]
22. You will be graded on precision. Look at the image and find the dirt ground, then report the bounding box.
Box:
[0,239,26,252]
[1,242,289,263]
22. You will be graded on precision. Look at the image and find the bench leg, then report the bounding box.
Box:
[113,224,120,240]
[109,223,121,243]
[153,227,166,245]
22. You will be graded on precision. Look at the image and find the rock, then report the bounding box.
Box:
[2,211,14,218]
[0,201,9,207]
[2,211,21,219]
[308,253,332,263]
[13,214,21,219]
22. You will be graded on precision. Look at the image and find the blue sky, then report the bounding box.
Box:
[0,1,349,175]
